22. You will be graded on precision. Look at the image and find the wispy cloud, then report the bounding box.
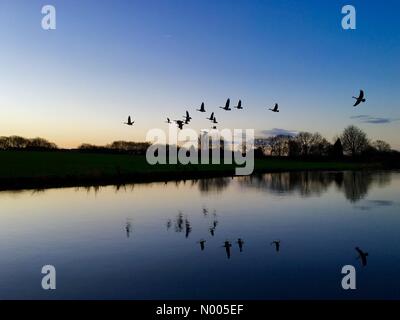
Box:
[350,115,399,124]
[259,128,298,137]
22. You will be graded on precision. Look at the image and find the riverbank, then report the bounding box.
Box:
[0,150,384,191]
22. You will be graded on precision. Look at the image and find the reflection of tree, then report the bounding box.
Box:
[238,171,392,203]
[197,178,231,194]
[340,171,391,203]
[239,172,333,197]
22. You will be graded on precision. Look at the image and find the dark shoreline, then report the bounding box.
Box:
[1,150,397,192]
[0,166,394,192]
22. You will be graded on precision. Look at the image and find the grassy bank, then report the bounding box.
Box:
[0,150,380,190]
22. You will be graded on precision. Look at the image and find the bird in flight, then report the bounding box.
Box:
[269,103,279,113]
[355,247,369,267]
[124,116,134,125]
[174,120,185,130]
[220,98,231,111]
[165,117,171,124]
[183,111,192,123]
[197,102,206,113]
[352,90,366,107]
[207,112,215,121]
[234,100,243,110]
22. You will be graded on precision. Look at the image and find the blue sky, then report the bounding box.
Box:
[0,0,399,148]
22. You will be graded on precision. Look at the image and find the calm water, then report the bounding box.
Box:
[1,171,400,300]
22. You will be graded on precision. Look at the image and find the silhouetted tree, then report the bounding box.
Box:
[341,125,369,157]
[372,140,391,153]
[332,138,344,159]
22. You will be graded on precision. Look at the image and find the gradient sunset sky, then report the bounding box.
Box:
[0,0,399,149]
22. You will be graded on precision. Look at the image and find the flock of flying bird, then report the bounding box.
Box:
[123,90,366,129]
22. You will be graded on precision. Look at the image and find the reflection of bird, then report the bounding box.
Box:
[185,219,192,238]
[271,240,280,252]
[223,241,232,259]
[207,112,215,121]
[124,116,134,125]
[213,220,218,228]
[209,227,215,236]
[197,102,206,113]
[234,100,243,109]
[220,98,231,111]
[198,239,206,251]
[352,90,366,107]
[268,103,279,112]
[211,126,217,130]
[237,238,244,252]
[355,247,369,266]
[174,120,184,130]
[166,219,172,230]
[165,117,171,124]
[202,208,208,216]
[125,221,132,238]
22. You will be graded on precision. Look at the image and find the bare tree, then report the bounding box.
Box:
[295,132,324,156]
[341,125,369,156]
[372,140,391,153]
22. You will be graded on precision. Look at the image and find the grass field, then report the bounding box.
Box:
[0,150,376,190]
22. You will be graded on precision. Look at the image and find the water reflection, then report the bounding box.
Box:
[125,219,132,238]
[223,241,232,259]
[271,240,281,252]
[1,170,400,299]
[238,171,392,203]
[198,239,206,251]
[237,238,244,252]
[355,247,369,267]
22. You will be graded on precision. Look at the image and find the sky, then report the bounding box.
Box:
[0,0,399,149]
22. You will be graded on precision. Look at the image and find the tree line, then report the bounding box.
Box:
[0,136,58,150]
[254,125,394,159]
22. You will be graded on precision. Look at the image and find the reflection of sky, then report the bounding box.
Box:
[0,171,400,299]
[0,0,399,149]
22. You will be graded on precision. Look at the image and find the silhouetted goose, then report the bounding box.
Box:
[355,247,368,266]
[234,100,243,109]
[165,117,171,124]
[174,120,184,130]
[207,112,215,121]
[183,110,192,123]
[223,240,232,259]
[124,116,134,125]
[197,102,206,112]
[237,238,244,252]
[198,239,206,251]
[353,90,366,107]
[269,103,279,113]
[271,240,280,252]
[220,98,231,111]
